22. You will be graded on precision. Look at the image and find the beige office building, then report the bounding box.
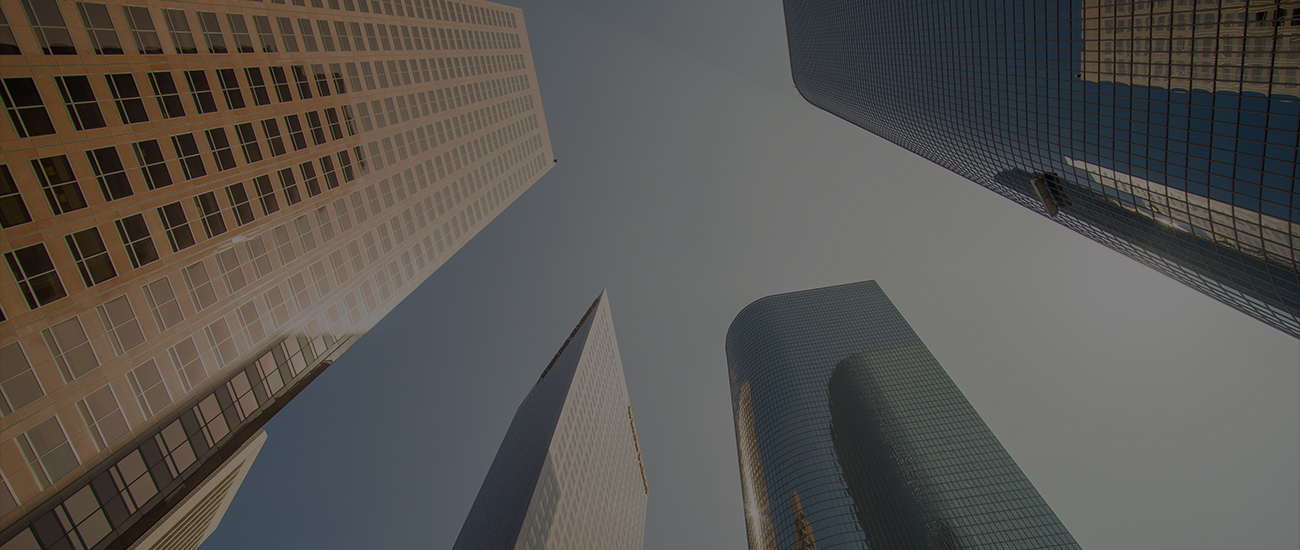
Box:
[1082,0,1300,95]
[0,0,553,548]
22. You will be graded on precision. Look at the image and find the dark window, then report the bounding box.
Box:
[319,156,339,190]
[76,2,123,55]
[196,11,226,53]
[122,5,162,54]
[20,0,76,55]
[216,69,245,110]
[252,174,278,215]
[0,7,23,55]
[341,105,357,135]
[0,165,33,228]
[276,17,299,52]
[269,66,292,102]
[105,73,148,124]
[317,20,334,52]
[252,15,276,53]
[65,227,115,286]
[114,213,157,268]
[337,150,355,182]
[306,111,326,145]
[184,70,217,114]
[291,65,313,99]
[204,128,236,171]
[55,76,106,131]
[298,18,317,52]
[335,21,353,52]
[1,78,56,138]
[284,115,307,150]
[244,68,270,106]
[4,243,67,308]
[170,133,206,180]
[162,8,196,54]
[131,140,172,189]
[193,192,226,238]
[227,13,254,53]
[148,72,186,119]
[330,63,347,95]
[261,118,286,156]
[278,168,301,206]
[312,64,331,97]
[225,183,255,226]
[31,155,87,215]
[325,108,343,140]
[300,161,321,197]
[234,123,262,163]
[85,146,133,201]
[347,63,363,93]
[157,202,195,252]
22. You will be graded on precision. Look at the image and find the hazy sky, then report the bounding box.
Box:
[202,1,1300,549]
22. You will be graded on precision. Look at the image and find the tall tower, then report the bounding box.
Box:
[726,281,1079,549]
[453,291,648,550]
[784,0,1300,337]
[0,1,552,548]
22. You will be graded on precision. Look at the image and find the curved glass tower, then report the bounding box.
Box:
[784,0,1300,337]
[726,281,1079,549]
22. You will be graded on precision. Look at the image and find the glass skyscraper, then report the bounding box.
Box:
[784,0,1300,337]
[454,291,648,550]
[727,281,1079,549]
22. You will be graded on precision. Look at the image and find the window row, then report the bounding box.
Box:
[0,1,519,57]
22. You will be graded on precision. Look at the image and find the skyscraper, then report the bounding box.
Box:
[727,281,1079,549]
[453,291,648,550]
[784,0,1300,337]
[0,1,552,548]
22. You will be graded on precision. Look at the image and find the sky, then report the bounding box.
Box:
[202,1,1300,549]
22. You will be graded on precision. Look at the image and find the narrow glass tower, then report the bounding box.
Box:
[726,281,1079,549]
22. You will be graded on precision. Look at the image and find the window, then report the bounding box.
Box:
[1,342,42,415]
[291,65,313,99]
[227,13,253,53]
[324,108,343,140]
[295,216,317,252]
[184,70,217,114]
[131,139,172,189]
[273,225,296,264]
[55,76,107,131]
[128,360,170,417]
[314,207,335,242]
[32,155,88,215]
[245,235,272,278]
[336,21,353,52]
[261,118,286,156]
[0,6,22,55]
[284,114,307,150]
[162,9,196,53]
[216,69,244,110]
[157,201,195,252]
[341,105,357,135]
[300,161,321,197]
[312,64,330,97]
[122,5,162,54]
[215,248,245,292]
[278,168,302,206]
[20,0,76,55]
[148,72,186,119]
[76,385,129,451]
[306,111,327,145]
[204,128,237,171]
[5,243,66,309]
[0,165,32,228]
[42,316,99,381]
[85,146,133,201]
[346,62,362,92]
[253,174,278,215]
[350,191,368,222]
[16,416,80,489]
[196,11,226,53]
[105,73,148,124]
[234,123,262,164]
[181,261,217,310]
[96,295,145,354]
[252,15,276,53]
[298,18,317,51]
[244,68,270,106]
[276,17,298,52]
[142,276,182,331]
[269,66,292,102]
[66,227,116,286]
[332,198,351,231]
[76,2,123,55]
[170,336,208,389]
[330,63,347,95]
[317,20,334,51]
[2,78,56,138]
[114,213,158,268]
[338,149,356,182]
[194,191,226,237]
[374,61,389,88]
[170,133,206,179]
[225,182,255,226]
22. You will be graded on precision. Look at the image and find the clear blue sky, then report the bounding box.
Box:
[202,1,1300,548]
